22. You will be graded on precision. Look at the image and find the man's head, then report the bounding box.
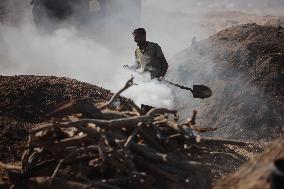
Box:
[132,28,146,45]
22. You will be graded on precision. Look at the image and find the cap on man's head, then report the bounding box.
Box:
[132,28,146,35]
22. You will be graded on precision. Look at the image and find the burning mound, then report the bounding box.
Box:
[0,75,113,122]
[171,23,284,140]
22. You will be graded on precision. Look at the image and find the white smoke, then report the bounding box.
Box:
[0,0,176,109]
[121,71,174,108]
[0,0,283,114]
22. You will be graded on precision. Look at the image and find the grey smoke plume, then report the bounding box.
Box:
[0,0,283,139]
[0,0,176,108]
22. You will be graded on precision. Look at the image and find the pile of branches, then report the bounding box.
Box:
[3,77,248,189]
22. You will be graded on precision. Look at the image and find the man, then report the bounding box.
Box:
[125,28,168,80]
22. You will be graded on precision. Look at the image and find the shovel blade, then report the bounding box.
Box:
[192,85,212,99]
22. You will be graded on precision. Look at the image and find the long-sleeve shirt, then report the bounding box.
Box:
[134,41,168,78]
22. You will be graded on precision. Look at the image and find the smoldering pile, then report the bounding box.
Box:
[170,23,284,140]
[1,77,258,189]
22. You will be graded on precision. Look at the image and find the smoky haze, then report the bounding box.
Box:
[0,0,283,138]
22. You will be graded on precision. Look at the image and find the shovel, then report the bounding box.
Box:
[122,66,212,99]
[164,80,212,99]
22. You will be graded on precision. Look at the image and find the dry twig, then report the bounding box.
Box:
[99,77,135,110]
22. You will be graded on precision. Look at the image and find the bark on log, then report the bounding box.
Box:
[130,143,168,163]
[133,156,180,182]
[101,110,130,120]
[0,161,21,171]
[138,127,166,152]
[30,116,153,134]
[127,99,143,115]
[147,108,177,116]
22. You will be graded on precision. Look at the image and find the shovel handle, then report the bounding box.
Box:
[164,80,193,92]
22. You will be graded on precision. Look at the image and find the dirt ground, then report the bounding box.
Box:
[214,135,284,189]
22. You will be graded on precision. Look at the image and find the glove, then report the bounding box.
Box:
[123,65,130,69]
[158,76,165,81]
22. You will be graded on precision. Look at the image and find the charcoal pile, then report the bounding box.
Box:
[170,23,284,140]
[0,75,113,122]
[0,77,257,189]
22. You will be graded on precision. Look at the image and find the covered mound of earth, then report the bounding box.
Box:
[0,75,113,122]
[170,23,284,140]
[0,75,112,164]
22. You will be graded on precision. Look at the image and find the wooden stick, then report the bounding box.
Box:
[130,143,167,163]
[124,128,139,148]
[190,125,217,133]
[35,135,94,154]
[31,116,153,134]
[49,159,64,186]
[178,124,196,140]
[30,123,55,134]
[138,127,166,152]
[51,135,91,148]
[126,99,143,115]
[45,100,76,118]
[115,141,137,172]
[68,116,153,128]
[134,156,179,182]
[0,161,21,171]
[75,99,103,118]
[101,176,139,185]
[166,121,196,140]
[99,77,134,110]
[166,121,180,131]
[64,145,99,153]
[98,138,106,160]
[101,110,130,120]
[189,110,197,125]
[147,108,177,116]
[28,159,56,174]
[45,99,103,119]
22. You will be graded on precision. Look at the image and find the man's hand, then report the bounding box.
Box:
[123,65,130,69]
[158,76,165,81]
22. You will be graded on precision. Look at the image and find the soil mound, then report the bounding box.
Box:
[0,75,112,164]
[0,75,112,122]
[171,23,284,140]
